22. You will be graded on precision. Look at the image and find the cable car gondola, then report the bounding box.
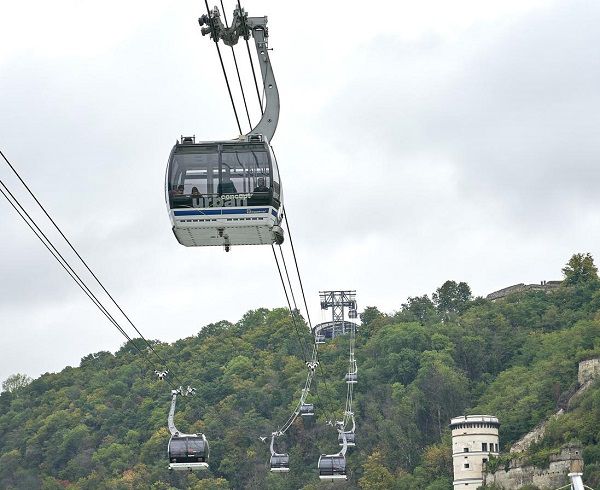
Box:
[338,431,355,447]
[345,357,358,384]
[300,403,314,417]
[318,430,348,481]
[166,8,284,251]
[338,416,356,447]
[168,434,209,471]
[167,389,209,471]
[269,433,290,473]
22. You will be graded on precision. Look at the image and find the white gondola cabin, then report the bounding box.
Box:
[168,8,285,251]
[166,136,283,249]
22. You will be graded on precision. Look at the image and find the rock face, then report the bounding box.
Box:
[509,410,564,454]
[510,358,599,454]
[484,444,584,490]
[483,359,598,488]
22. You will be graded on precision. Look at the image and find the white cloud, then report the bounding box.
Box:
[0,0,598,383]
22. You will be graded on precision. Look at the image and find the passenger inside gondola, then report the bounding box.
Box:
[217,168,237,194]
[171,185,192,207]
[253,177,269,192]
[167,142,281,209]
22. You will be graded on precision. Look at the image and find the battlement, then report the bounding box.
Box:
[486,281,562,301]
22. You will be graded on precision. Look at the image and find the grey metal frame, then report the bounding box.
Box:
[199,7,279,142]
[167,388,209,471]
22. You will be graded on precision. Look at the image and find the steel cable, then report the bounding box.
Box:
[220,0,252,131]
[237,0,263,113]
[0,150,187,389]
[204,0,242,135]
[0,181,180,388]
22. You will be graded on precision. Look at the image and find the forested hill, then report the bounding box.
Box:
[1,254,600,490]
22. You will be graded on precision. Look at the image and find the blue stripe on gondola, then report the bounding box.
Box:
[174,208,270,217]
[271,209,278,217]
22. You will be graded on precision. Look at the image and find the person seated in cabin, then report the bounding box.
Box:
[217,168,237,194]
[253,177,270,192]
[171,184,193,208]
[190,187,202,207]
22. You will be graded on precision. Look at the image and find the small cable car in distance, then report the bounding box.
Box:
[338,415,356,447]
[269,432,290,473]
[167,389,209,471]
[168,434,209,470]
[166,7,284,251]
[300,403,314,417]
[318,430,348,481]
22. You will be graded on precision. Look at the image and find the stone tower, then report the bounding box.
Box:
[450,415,500,489]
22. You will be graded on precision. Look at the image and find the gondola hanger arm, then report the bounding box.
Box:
[168,387,196,436]
[199,6,280,142]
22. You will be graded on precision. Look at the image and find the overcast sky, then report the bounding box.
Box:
[1,0,599,384]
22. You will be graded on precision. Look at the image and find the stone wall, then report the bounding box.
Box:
[486,281,561,301]
[484,360,598,487]
[509,411,563,454]
[484,444,583,489]
[510,358,599,454]
[578,358,600,385]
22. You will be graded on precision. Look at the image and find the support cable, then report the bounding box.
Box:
[271,245,335,437]
[237,0,263,113]
[0,182,175,387]
[271,146,340,424]
[276,244,301,328]
[220,0,252,131]
[280,208,313,330]
[204,0,242,135]
[0,149,185,386]
[280,206,339,418]
[276,244,330,418]
[271,244,308,363]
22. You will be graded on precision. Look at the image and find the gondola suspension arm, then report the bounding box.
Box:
[168,387,195,436]
[199,6,280,142]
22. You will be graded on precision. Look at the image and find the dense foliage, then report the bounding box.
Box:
[1,255,599,489]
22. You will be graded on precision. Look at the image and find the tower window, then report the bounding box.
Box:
[463,447,469,453]
[464,463,470,469]
[482,443,488,451]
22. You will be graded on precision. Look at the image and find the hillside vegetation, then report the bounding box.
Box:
[1,254,599,489]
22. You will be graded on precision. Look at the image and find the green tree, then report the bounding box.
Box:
[399,295,438,325]
[2,373,32,393]
[562,253,599,285]
[361,306,384,327]
[359,450,395,489]
[421,440,453,479]
[432,281,472,319]
[413,360,470,439]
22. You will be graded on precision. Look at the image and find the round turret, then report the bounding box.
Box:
[450,415,500,488]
